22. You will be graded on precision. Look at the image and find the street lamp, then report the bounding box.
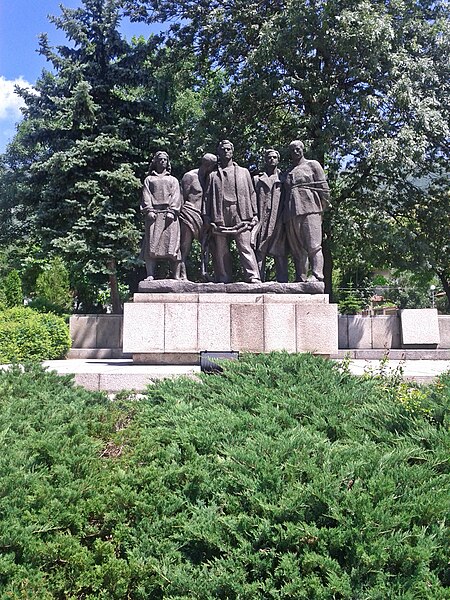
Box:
[430,285,436,309]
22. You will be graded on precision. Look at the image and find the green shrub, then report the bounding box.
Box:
[338,282,366,314]
[0,307,71,362]
[28,296,68,317]
[34,257,73,313]
[0,355,448,598]
[0,269,23,309]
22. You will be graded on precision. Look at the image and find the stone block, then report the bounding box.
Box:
[164,303,198,352]
[230,304,264,352]
[338,315,349,349]
[70,315,97,348]
[347,315,372,349]
[134,293,199,303]
[198,293,263,304]
[438,316,450,349]
[198,303,231,351]
[295,304,338,354]
[133,353,199,365]
[264,303,296,352]
[372,315,401,349]
[263,294,329,304]
[96,315,122,348]
[138,280,226,293]
[400,309,440,347]
[123,303,164,353]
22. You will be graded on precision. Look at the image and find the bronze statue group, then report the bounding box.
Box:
[139,140,330,284]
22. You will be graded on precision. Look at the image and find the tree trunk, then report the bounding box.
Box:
[322,215,333,299]
[438,270,450,311]
[107,259,122,314]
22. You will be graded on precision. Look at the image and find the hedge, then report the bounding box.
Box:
[0,354,448,598]
[0,307,71,363]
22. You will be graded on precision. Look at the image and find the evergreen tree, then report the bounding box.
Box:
[2,0,167,312]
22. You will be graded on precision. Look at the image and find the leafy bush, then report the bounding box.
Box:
[0,307,71,362]
[34,257,73,313]
[27,296,68,317]
[0,355,448,598]
[0,269,23,309]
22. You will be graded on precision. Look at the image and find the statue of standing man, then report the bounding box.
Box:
[205,140,261,283]
[254,148,288,282]
[283,140,330,282]
[179,153,217,280]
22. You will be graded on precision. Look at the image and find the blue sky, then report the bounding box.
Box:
[0,0,159,153]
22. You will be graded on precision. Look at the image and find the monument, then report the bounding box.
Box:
[125,143,338,362]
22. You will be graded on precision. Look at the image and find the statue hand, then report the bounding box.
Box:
[166,212,175,222]
[147,210,156,221]
[251,216,259,227]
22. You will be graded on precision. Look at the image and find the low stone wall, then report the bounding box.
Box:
[338,312,450,350]
[69,311,450,358]
[338,315,401,349]
[69,314,127,358]
[439,315,450,348]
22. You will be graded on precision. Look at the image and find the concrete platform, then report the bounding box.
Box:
[41,359,201,392]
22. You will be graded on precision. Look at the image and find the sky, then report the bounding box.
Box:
[0,0,159,153]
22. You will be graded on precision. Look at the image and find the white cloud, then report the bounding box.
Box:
[0,76,34,120]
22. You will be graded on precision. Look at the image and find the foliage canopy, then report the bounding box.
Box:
[0,0,449,307]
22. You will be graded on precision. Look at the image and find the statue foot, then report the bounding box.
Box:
[248,277,262,284]
[145,275,155,281]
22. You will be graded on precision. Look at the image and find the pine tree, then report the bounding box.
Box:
[3,0,165,312]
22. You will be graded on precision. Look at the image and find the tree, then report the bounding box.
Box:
[1,0,168,313]
[123,0,450,300]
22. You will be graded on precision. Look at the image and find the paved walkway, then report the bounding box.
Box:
[35,357,450,392]
[339,359,450,385]
[2,358,448,393]
[40,359,201,392]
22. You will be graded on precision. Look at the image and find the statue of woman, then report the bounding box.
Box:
[139,151,181,280]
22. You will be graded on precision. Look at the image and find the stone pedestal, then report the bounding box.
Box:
[123,287,338,364]
[400,308,440,348]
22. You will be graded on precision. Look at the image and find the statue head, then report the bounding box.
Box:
[201,152,218,174]
[288,140,305,163]
[264,148,280,167]
[149,150,171,174]
[216,140,234,166]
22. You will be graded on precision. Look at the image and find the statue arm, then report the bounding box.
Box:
[140,178,155,215]
[247,171,258,221]
[180,174,190,204]
[167,176,182,216]
[311,161,331,210]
